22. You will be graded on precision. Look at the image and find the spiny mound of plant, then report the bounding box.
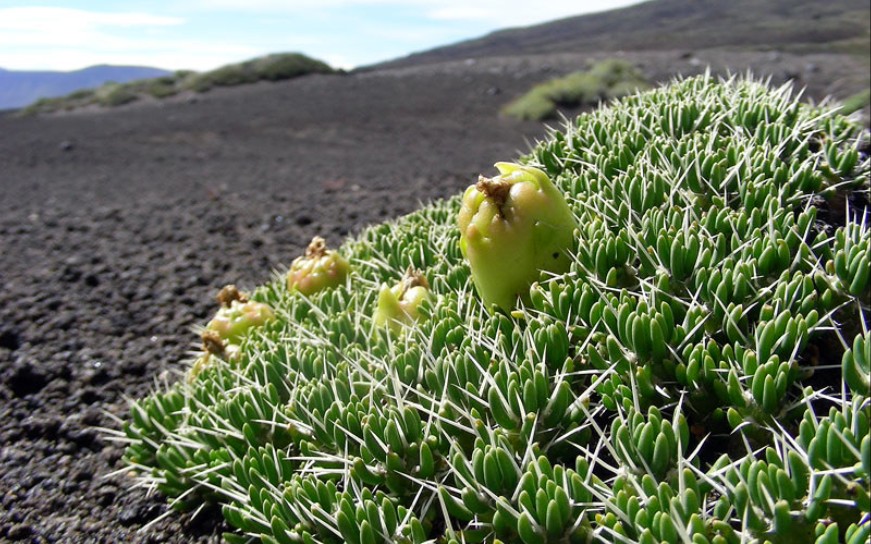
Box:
[117,74,870,544]
[502,59,650,121]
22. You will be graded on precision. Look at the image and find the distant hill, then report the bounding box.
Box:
[378,0,870,69]
[17,53,335,115]
[0,65,171,109]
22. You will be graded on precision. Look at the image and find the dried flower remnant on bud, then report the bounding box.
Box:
[188,330,226,382]
[216,284,248,307]
[306,236,327,258]
[201,329,226,356]
[475,176,512,217]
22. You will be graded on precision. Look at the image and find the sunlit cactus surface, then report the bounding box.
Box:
[120,74,870,544]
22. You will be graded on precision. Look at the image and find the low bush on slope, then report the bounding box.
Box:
[503,59,650,121]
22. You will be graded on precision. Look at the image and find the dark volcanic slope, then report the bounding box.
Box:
[380,0,870,69]
[0,50,867,542]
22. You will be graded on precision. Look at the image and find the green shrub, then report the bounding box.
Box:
[501,88,557,121]
[67,88,96,101]
[503,59,650,121]
[540,72,604,106]
[587,58,643,87]
[251,53,334,81]
[18,90,98,116]
[185,53,334,92]
[19,97,61,116]
[95,83,136,107]
[119,75,870,544]
[186,64,255,92]
[604,78,647,101]
[144,76,181,99]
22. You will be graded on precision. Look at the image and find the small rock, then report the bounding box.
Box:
[7,523,33,540]
[5,361,48,397]
[96,486,116,506]
[72,467,93,482]
[119,502,160,526]
[82,365,109,386]
[0,328,20,350]
[321,178,346,192]
[21,415,62,438]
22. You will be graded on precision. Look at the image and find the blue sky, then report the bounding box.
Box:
[0,1,646,72]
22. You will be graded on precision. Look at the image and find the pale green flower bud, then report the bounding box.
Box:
[458,162,577,311]
[374,268,430,332]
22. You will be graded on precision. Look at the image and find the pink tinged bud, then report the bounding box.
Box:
[205,287,274,343]
[287,236,351,295]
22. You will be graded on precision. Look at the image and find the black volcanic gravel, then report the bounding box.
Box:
[0,50,866,542]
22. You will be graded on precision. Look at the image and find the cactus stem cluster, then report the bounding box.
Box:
[120,74,870,544]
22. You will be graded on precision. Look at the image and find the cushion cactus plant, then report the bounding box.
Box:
[119,74,870,544]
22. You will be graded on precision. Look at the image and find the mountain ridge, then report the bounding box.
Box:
[374,0,870,69]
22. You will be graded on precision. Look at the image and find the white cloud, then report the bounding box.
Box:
[320,53,356,71]
[187,0,644,24]
[186,0,400,9]
[0,6,259,71]
[0,6,183,31]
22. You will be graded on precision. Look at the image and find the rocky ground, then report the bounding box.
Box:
[0,49,867,542]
